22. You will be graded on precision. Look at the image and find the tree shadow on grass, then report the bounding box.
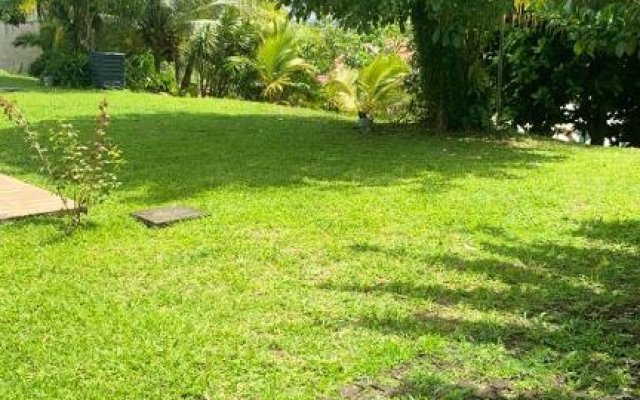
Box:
[392,374,607,400]
[577,219,640,247]
[322,219,639,398]
[0,111,566,205]
[0,74,40,91]
[338,367,605,400]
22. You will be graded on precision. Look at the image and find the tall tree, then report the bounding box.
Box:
[138,0,180,71]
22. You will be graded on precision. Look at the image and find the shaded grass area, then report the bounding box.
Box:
[0,71,40,90]
[0,87,639,399]
[332,220,639,399]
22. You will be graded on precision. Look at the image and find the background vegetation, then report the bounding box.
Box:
[2,0,638,144]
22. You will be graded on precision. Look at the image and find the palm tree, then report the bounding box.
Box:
[229,29,314,102]
[183,23,219,95]
[326,54,409,124]
[176,0,284,93]
[6,0,149,52]
[138,0,180,71]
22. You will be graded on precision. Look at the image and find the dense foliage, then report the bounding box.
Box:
[4,0,639,144]
[181,9,261,97]
[283,0,512,130]
[502,0,640,145]
[5,0,410,100]
[0,0,29,23]
[36,51,91,87]
[282,0,640,142]
[125,52,177,93]
[298,22,410,74]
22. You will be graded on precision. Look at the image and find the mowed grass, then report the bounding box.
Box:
[1,81,639,399]
[0,71,39,89]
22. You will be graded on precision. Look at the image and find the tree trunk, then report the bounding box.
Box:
[153,52,162,73]
[589,107,609,146]
[410,2,464,131]
[411,2,443,129]
[71,0,96,52]
[180,57,194,92]
[174,58,182,86]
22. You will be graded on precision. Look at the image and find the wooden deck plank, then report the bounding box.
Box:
[0,174,75,221]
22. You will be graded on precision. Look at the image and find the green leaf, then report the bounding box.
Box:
[615,42,626,58]
[573,41,584,56]
[564,0,574,13]
[432,28,440,44]
[625,39,637,57]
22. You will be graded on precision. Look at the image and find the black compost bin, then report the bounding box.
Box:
[90,52,125,89]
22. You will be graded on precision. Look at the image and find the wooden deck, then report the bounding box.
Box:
[0,174,74,222]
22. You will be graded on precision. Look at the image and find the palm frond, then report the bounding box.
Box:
[325,67,359,113]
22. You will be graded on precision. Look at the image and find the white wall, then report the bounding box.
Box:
[0,22,41,73]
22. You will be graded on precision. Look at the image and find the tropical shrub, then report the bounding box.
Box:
[38,51,92,87]
[138,0,180,71]
[229,28,316,103]
[28,55,47,78]
[153,63,179,94]
[5,0,149,53]
[283,0,512,131]
[125,52,157,91]
[0,97,124,229]
[182,8,261,97]
[500,25,575,133]
[0,0,28,24]
[326,54,409,121]
[126,52,177,93]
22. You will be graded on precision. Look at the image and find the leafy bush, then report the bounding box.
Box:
[153,64,178,94]
[298,21,410,75]
[30,51,92,88]
[47,52,91,87]
[126,52,177,93]
[125,52,157,91]
[182,8,261,98]
[28,55,47,78]
[502,25,589,133]
[0,97,124,230]
[501,1,640,146]
[138,0,180,70]
[0,0,27,24]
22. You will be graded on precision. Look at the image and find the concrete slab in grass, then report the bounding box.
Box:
[132,206,207,227]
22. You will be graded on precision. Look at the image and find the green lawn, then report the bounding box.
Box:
[0,71,39,89]
[1,79,639,399]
